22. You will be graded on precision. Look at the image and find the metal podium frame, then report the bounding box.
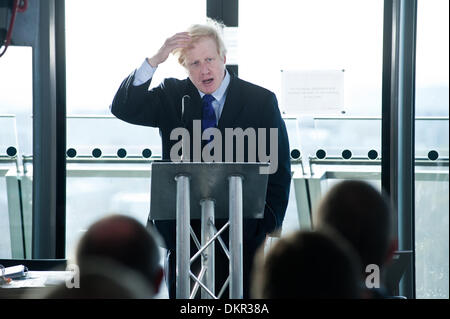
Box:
[150,162,269,299]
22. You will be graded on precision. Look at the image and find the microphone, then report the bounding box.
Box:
[180,95,191,162]
[181,95,190,126]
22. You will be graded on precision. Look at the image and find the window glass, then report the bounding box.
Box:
[240,0,383,117]
[240,0,384,236]
[0,46,33,259]
[65,0,206,258]
[415,0,449,299]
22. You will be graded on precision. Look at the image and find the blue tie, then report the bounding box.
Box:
[202,94,217,142]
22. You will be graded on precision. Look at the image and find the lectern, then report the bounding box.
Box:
[150,162,269,299]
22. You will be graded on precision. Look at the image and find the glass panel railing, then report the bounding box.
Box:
[415,117,449,160]
[0,115,19,158]
[311,117,381,159]
[66,115,162,159]
[289,116,448,161]
[284,118,301,151]
[415,173,449,298]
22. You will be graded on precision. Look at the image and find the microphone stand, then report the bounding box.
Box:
[181,95,190,162]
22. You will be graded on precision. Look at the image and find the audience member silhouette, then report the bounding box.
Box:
[44,214,164,299]
[314,180,397,298]
[251,228,362,299]
[44,257,156,299]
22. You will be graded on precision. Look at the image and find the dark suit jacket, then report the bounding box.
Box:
[111,70,291,250]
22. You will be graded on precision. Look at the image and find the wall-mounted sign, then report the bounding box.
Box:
[281,70,345,116]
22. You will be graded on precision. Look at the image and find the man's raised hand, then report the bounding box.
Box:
[147,32,191,67]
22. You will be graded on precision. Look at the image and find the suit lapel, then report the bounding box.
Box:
[217,74,244,130]
[184,78,202,126]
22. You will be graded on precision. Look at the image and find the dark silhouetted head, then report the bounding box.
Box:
[251,229,362,299]
[315,180,395,271]
[76,214,163,294]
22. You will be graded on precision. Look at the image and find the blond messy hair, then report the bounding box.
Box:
[174,19,227,67]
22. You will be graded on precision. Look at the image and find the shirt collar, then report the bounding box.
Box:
[198,69,230,102]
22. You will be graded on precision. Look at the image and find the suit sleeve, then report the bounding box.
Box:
[110,70,165,127]
[262,93,292,236]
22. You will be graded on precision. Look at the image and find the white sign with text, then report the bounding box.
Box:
[281,70,345,116]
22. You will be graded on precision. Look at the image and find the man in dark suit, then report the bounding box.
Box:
[110,21,291,299]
